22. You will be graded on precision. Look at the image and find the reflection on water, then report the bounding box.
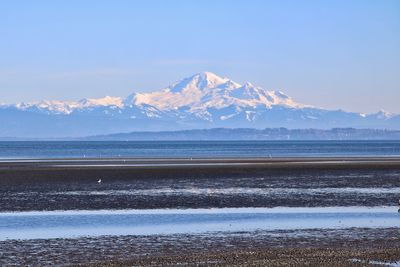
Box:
[0,207,399,241]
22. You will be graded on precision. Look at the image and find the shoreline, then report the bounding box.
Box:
[2,157,400,173]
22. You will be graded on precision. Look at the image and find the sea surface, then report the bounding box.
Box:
[1,140,400,159]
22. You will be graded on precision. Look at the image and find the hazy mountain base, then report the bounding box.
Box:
[84,128,400,141]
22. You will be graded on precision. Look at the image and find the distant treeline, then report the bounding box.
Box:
[83,128,400,141]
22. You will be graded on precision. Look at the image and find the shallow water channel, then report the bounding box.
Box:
[0,206,399,240]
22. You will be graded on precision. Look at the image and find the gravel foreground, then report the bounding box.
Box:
[86,248,400,267]
[1,228,400,266]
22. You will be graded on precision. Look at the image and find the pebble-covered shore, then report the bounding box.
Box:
[1,228,400,266]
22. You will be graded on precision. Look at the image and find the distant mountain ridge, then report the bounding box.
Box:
[84,128,400,141]
[1,71,399,138]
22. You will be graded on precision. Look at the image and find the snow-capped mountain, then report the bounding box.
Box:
[129,72,306,111]
[11,96,123,114]
[0,71,399,137]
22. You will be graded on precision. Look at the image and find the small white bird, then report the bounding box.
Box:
[97,178,102,184]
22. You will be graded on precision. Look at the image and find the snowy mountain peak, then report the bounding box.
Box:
[14,100,80,114]
[167,71,232,93]
[132,72,305,111]
[78,96,123,108]
[272,90,290,99]
[11,96,124,115]
[197,71,229,84]
[243,81,254,87]
[132,72,235,110]
[372,110,394,120]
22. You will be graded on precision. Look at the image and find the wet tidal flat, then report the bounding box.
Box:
[1,158,400,211]
[1,158,400,266]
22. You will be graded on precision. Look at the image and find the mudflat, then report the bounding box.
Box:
[0,158,400,211]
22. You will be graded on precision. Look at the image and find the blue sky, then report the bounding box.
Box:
[0,0,399,113]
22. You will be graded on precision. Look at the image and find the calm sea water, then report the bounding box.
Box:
[1,207,398,240]
[0,141,400,159]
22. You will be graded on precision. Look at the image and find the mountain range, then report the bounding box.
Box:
[1,71,399,138]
